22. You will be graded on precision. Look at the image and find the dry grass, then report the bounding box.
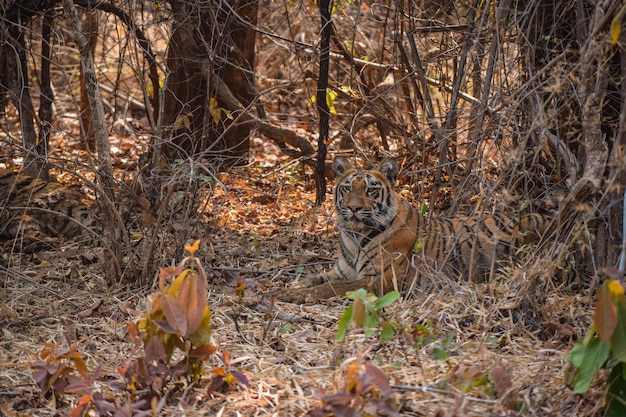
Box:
[0,0,615,414]
[0,142,602,415]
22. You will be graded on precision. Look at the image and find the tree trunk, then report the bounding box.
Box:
[161,0,258,168]
[63,0,125,284]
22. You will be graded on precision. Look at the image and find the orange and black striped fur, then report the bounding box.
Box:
[281,157,547,303]
[0,169,92,251]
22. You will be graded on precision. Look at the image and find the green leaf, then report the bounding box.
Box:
[280,323,294,334]
[336,305,353,342]
[431,347,449,361]
[413,238,424,253]
[565,342,586,368]
[571,337,611,394]
[380,322,394,340]
[363,313,378,337]
[355,288,368,299]
[365,293,378,305]
[346,289,366,300]
[611,300,626,362]
[443,333,455,347]
[606,363,626,417]
[375,291,400,308]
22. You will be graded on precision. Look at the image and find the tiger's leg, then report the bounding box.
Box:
[295,269,337,289]
[357,247,412,296]
[273,252,413,303]
[274,257,369,303]
[278,273,372,303]
[295,252,357,288]
[357,223,418,296]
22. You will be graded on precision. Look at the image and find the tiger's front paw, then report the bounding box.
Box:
[296,274,327,289]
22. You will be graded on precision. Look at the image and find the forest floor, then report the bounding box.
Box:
[0,132,605,417]
[0,3,607,412]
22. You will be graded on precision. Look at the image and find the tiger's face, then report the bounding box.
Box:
[332,157,400,231]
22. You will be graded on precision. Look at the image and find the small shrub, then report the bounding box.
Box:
[336,289,400,342]
[31,344,92,403]
[565,278,626,416]
[306,355,398,417]
[31,240,248,416]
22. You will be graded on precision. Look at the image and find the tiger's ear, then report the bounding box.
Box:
[376,158,399,185]
[332,157,353,177]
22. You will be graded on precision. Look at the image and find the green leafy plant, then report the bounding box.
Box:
[566,277,626,416]
[336,289,400,342]
[405,321,456,362]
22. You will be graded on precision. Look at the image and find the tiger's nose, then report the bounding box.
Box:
[347,203,362,213]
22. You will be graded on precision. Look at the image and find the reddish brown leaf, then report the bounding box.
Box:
[352,296,365,327]
[153,319,175,334]
[141,211,158,226]
[171,334,187,351]
[161,294,187,335]
[31,362,53,393]
[151,296,163,316]
[596,281,618,342]
[321,393,355,406]
[159,265,185,293]
[490,366,513,397]
[70,395,92,417]
[145,336,167,364]
[222,349,230,367]
[127,321,140,342]
[56,346,76,358]
[363,363,393,397]
[211,367,226,377]
[72,356,90,379]
[231,370,250,388]
[190,343,218,359]
[92,392,118,415]
[206,375,225,395]
[178,271,207,336]
[64,382,90,394]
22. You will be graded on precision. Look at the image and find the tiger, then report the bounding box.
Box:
[0,169,93,252]
[277,156,548,303]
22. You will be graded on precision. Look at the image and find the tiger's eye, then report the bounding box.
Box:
[367,186,379,196]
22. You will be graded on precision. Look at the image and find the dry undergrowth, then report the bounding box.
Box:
[0,138,603,416]
[0,2,612,414]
